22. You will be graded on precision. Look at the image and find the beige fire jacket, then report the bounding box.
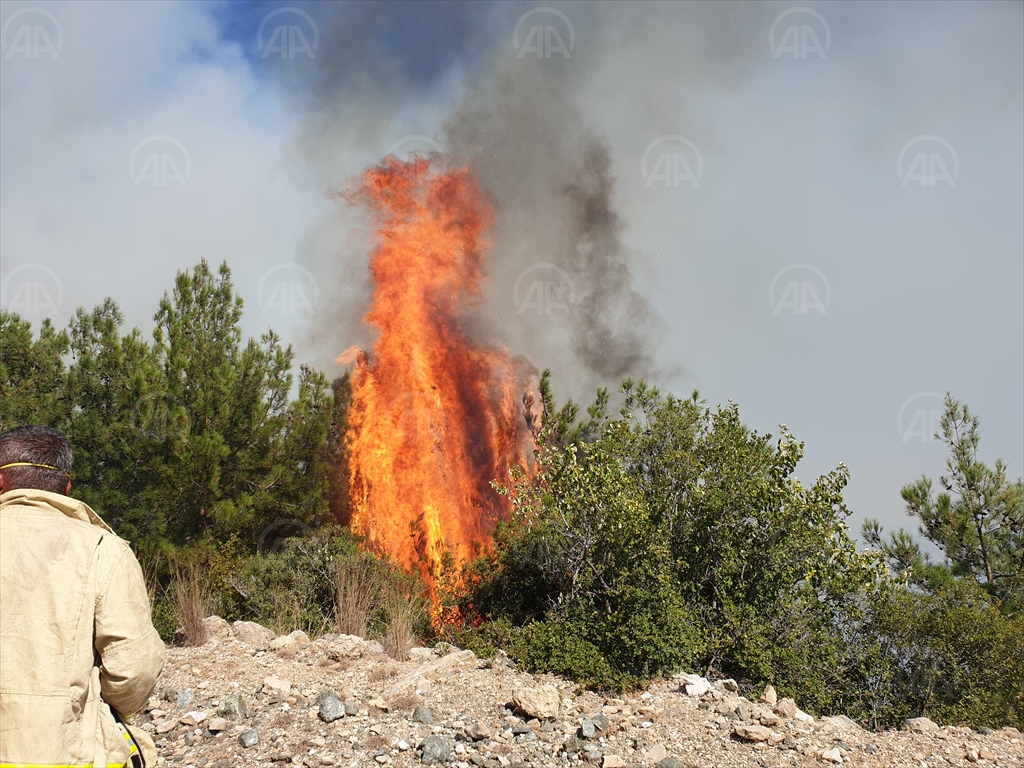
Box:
[0,489,165,767]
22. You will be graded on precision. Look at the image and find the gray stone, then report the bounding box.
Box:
[411,705,434,724]
[218,694,247,720]
[317,691,345,723]
[237,729,259,748]
[344,700,360,716]
[465,722,491,741]
[778,737,798,750]
[419,735,450,764]
[175,690,195,711]
[734,702,751,722]
[579,720,598,739]
[563,737,584,755]
[658,759,684,768]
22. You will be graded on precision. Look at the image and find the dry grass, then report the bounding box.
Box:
[170,560,214,647]
[334,555,385,638]
[387,692,422,712]
[383,591,417,661]
[363,733,388,751]
[366,664,400,682]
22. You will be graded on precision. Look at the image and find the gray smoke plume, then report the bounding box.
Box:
[279,1,766,398]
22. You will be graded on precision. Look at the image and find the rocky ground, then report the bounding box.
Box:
[132,617,1022,768]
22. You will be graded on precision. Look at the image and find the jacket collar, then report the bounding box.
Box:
[0,489,114,533]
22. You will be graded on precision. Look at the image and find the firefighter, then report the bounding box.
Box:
[0,426,165,767]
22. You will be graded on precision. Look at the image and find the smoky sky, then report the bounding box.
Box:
[1,0,1021,541]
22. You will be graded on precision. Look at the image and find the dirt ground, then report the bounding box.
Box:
[133,620,1023,768]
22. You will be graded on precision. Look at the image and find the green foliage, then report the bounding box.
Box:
[0,312,70,430]
[1,260,344,557]
[470,376,883,699]
[867,580,1024,728]
[865,394,1023,615]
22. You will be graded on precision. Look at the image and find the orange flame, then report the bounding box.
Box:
[340,156,529,610]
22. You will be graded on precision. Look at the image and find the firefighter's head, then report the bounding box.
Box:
[0,425,72,496]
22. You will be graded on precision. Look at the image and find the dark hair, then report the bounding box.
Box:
[0,425,72,494]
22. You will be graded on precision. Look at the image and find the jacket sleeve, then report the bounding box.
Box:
[94,540,166,717]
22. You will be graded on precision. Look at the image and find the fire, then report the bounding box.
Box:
[338,156,529,609]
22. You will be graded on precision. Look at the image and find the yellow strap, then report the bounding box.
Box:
[0,462,70,478]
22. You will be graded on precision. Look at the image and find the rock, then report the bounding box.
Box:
[678,674,712,697]
[155,719,176,734]
[759,713,781,727]
[174,689,195,711]
[491,650,516,672]
[779,737,798,750]
[180,710,207,726]
[821,714,864,733]
[269,635,297,652]
[419,735,451,765]
[325,634,366,660]
[365,640,385,655]
[387,650,477,697]
[645,744,667,763]
[408,647,437,662]
[761,685,778,705]
[317,690,345,723]
[218,693,247,720]
[232,620,276,648]
[411,705,434,724]
[212,759,230,768]
[263,676,291,696]
[288,629,310,646]
[344,700,360,716]
[820,747,843,764]
[203,615,232,643]
[773,699,798,719]
[905,717,939,734]
[794,706,814,723]
[602,756,626,768]
[465,722,491,741]
[512,685,560,719]
[207,718,229,732]
[658,759,684,768]
[238,728,259,748]
[563,737,584,755]
[735,702,751,722]
[579,719,598,739]
[733,725,771,742]
[717,679,739,692]
[978,747,996,760]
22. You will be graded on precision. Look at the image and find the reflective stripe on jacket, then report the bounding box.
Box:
[0,490,165,767]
